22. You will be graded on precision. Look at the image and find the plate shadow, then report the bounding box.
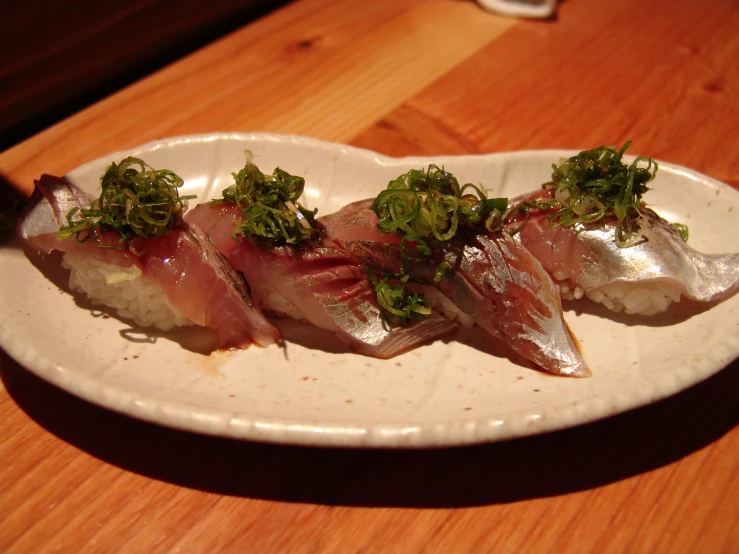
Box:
[2,349,736,508]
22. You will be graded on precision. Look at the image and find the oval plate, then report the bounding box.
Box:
[2,133,738,447]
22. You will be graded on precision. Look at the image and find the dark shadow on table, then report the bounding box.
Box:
[2,349,737,508]
[1,0,292,151]
[0,173,27,241]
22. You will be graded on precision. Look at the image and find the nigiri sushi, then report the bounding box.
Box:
[18,159,280,349]
[505,143,739,315]
[185,152,457,358]
[320,165,590,377]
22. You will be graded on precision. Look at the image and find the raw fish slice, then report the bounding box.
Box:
[186,202,458,358]
[320,199,590,377]
[507,189,739,315]
[19,174,280,349]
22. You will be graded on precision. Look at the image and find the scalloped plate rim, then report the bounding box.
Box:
[1,132,737,448]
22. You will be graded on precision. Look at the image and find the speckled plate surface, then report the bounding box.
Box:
[1,133,738,447]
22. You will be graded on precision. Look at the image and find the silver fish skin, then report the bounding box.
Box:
[508,190,739,314]
[320,199,590,377]
[18,175,94,243]
[186,202,458,359]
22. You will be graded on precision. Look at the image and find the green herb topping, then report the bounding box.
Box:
[372,165,507,277]
[372,165,508,252]
[672,222,689,242]
[506,142,690,246]
[367,271,432,325]
[58,157,194,248]
[369,165,507,323]
[215,150,322,246]
[536,141,661,247]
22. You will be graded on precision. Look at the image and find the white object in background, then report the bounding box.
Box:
[476,0,557,19]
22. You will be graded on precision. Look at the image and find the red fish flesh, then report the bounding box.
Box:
[186,202,458,358]
[18,175,280,349]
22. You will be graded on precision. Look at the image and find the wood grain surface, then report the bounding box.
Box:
[0,0,291,147]
[0,0,514,194]
[1,0,738,552]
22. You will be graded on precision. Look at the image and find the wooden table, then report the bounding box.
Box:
[1,0,737,551]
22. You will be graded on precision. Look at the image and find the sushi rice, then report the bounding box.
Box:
[62,252,193,331]
[585,281,682,316]
[552,271,681,316]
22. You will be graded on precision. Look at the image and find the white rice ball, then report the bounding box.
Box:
[552,274,680,315]
[62,253,193,330]
[586,281,681,316]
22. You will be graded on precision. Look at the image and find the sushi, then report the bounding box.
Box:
[18,159,280,349]
[320,165,591,377]
[505,143,739,315]
[185,152,457,358]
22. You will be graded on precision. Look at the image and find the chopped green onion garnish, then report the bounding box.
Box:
[367,271,431,325]
[369,165,507,323]
[372,165,507,249]
[539,141,660,247]
[58,157,194,248]
[215,150,322,247]
[672,222,689,242]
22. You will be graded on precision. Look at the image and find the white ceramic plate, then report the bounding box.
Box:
[2,133,738,448]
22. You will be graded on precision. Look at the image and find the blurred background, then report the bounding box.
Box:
[1,0,291,151]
